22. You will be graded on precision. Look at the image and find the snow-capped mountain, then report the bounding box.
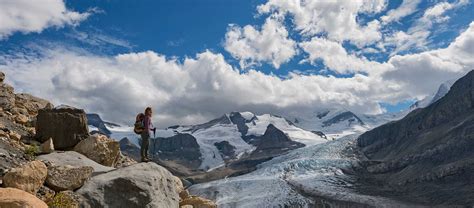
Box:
[109,112,327,178]
[409,79,455,110]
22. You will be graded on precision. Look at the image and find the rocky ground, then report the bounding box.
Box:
[0,71,216,208]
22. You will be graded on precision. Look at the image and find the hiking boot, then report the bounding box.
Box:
[141,158,150,162]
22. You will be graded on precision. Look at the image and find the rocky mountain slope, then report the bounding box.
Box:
[357,70,474,206]
[0,72,216,208]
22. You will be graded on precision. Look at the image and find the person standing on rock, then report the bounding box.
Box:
[141,107,156,162]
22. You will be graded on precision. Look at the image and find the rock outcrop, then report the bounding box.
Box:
[0,187,48,208]
[35,107,89,150]
[45,165,93,191]
[73,134,120,167]
[357,70,474,206]
[37,151,114,175]
[2,160,47,194]
[76,162,180,208]
[39,138,54,154]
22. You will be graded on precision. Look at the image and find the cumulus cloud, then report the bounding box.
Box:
[2,22,473,127]
[384,21,474,97]
[0,48,390,127]
[224,17,297,69]
[257,0,386,47]
[299,38,386,74]
[0,0,92,39]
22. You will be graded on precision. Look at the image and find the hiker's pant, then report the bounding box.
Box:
[141,132,150,159]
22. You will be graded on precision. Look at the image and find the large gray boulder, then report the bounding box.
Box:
[76,163,180,208]
[37,151,114,175]
[35,106,89,150]
[45,165,93,191]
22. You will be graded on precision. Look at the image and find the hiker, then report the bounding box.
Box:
[135,107,156,162]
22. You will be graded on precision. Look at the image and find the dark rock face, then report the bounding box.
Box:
[86,114,111,136]
[229,112,250,136]
[150,133,202,169]
[214,141,236,160]
[35,108,89,150]
[357,70,474,206]
[322,111,364,127]
[311,131,327,139]
[250,124,304,159]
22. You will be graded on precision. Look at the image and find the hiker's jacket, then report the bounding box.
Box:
[143,115,154,135]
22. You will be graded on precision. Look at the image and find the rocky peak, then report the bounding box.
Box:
[322,111,364,127]
[86,113,111,136]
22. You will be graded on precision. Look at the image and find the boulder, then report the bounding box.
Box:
[0,187,48,208]
[35,107,89,150]
[0,83,15,111]
[45,165,93,191]
[14,93,52,116]
[37,151,114,176]
[40,138,54,154]
[8,131,21,141]
[179,196,217,208]
[2,160,47,194]
[0,129,10,139]
[73,134,120,167]
[76,162,180,208]
[14,114,28,125]
[0,71,4,83]
[36,185,56,205]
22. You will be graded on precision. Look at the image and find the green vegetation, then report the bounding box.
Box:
[24,144,40,160]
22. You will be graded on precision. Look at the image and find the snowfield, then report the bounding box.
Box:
[191,123,255,171]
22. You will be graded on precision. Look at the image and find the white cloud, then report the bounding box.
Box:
[257,0,386,47]
[224,17,297,69]
[383,0,469,54]
[2,21,473,127]
[381,0,422,24]
[384,21,474,97]
[0,0,92,39]
[299,37,387,74]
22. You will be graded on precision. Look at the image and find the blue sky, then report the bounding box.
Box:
[1,0,473,125]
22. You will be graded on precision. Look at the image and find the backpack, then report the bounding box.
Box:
[134,113,146,134]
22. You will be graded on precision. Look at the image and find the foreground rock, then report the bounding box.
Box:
[76,162,180,208]
[73,134,120,167]
[37,151,114,175]
[0,187,48,208]
[45,165,93,191]
[35,106,89,150]
[2,160,47,194]
[357,70,474,206]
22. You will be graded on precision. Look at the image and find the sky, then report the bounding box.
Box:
[0,0,473,127]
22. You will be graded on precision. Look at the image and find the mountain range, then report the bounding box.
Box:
[83,74,472,207]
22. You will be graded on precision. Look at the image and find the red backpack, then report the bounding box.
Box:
[134,113,145,134]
